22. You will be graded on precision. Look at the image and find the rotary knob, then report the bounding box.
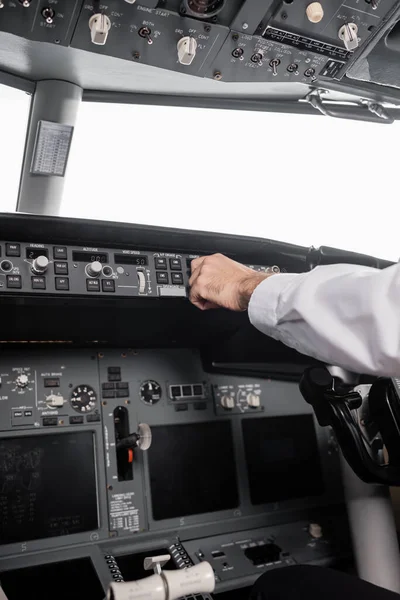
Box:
[221,395,234,410]
[177,36,198,66]
[89,13,111,45]
[306,2,324,23]
[45,394,65,408]
[31,255,49,274]
[87,261,102,277]
[16,374,29,388]
[247,393,260,408]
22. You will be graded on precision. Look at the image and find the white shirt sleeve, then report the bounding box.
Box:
[248,262,400,376]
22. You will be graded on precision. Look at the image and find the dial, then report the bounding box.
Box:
[70,385,97,413]
[140,381,162,405]
[16,374,29,388]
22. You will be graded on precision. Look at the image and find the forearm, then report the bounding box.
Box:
[248,263,400,376]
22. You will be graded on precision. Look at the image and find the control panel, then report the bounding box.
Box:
[0,347,350,599]
[0,0,397,86]
[0,241,278,298]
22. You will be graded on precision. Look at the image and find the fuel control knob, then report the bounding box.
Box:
[32,255,49,274]
[87,261,103,277]
[221,395,234,410]
[16,374,29,388]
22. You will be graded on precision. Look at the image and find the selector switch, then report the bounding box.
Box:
[15,374,29,388]
[89,13,111,45]
[45,394,65,408]
[177,36,198,66]
[221,395,235,410]
[247,393,260,408]
[338,23,359,51]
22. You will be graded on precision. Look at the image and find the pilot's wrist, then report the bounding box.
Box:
[238,272,273,311]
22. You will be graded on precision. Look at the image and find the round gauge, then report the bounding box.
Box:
[70,385,97,413]
[140,381,162,405]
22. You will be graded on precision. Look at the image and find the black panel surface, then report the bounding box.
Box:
[148,421,239,520]
[242,415,324,505]
[0,432,98,544]
[0,558,104,600]
[115,549,177,581]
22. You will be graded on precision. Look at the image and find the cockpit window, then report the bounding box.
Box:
[0,83,31,212]
[61,100,399,262]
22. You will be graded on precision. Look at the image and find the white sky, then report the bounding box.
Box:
[1,82,399,261]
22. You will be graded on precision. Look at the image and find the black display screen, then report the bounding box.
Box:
[148,422,239,520]
[72,251,108,263]
[242,415,324,505]
[0,558,104,600]
[25,247,49,260]
[0,432,99,544]
[115,549,177,581]
[114,253,149,266]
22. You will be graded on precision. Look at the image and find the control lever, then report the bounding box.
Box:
[116,422,152,451]
[107,556,215,600]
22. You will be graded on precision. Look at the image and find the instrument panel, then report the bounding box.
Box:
[0,349,347,564]
[0,241,277,298]
[0,0,398,90]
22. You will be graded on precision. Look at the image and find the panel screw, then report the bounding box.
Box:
[213,71,223,80]
[102,401,107,406]
[133,51,140,60]
[281,11,288,19]
[108,485,113,491]
[232,33,239,41]
[204,24,211,32]
[242,22,249,29]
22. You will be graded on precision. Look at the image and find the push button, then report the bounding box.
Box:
[156,272,169,284]
[86,413,101,422]
[7,275,21,289]
[54,262,69,275]
[55,277,69,291]
[170,258,182,270]
[155,257,167,270]
[87,279,100,292]
[171,273,183,285]
[102,279,115,292]
[6,243,20,257]
[53,246,67,259]
[32,276,46,290]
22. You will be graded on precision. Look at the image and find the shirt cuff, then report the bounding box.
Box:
[248,273,301,335]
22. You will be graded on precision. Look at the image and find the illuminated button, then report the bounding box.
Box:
[102,389,116,398]
[171,273,184,285]
[13,411,23,418]
[87,279,100,292]
[86,413,101,422]
[102,382,115,390]
[155,257,167,270]
[7,275,21,289]
[117,382,129,389]
[170,258,182,270]
[193,385,203,396]
[53,246,67,259]
[156,272,169,284]
[108,374,121,382]
[102,279,115,292]
[55,277,69,290]
[42,417,58,426]
[69,416,84,424]
[32,276,46,290]
[182,385,192,396]
[54,261,69,275]
[6,243,20,257]
[116,389,129,398]
[108,367,121,374]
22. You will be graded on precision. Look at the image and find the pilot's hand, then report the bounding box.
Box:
[189,253,272,311]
